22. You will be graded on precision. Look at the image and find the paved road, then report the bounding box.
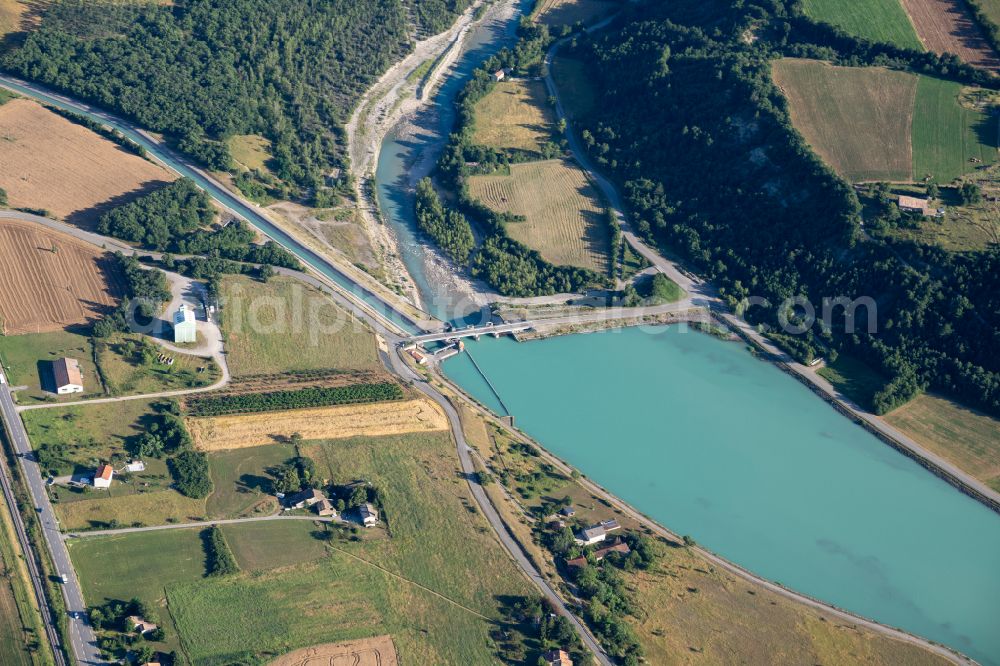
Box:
[0,384,103,664]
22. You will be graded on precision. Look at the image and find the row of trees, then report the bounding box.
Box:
[185,382,404,416]
[204,526,239,576]
[560,0,1000,416]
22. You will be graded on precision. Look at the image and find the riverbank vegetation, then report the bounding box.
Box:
[0,0,472,205]
[550,0,1000,421]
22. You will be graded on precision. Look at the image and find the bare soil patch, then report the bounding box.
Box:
[0,99,173,225]
[268,636,398,666]
[188,398,449,451]
[901,0,1000,71]
[0,219,122,334]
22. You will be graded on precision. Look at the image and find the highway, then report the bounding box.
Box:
[0,383,102,664]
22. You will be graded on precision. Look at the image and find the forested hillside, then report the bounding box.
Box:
[1,0,469,203]
[560,0,1000,416]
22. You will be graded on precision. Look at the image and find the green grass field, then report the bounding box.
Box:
[21,398,155,476]
[799,0,923,49]
[205,444,293,518]
[227,134,274,174]
[980,0,1000,25]
[69,431,538,665]
[219,275,380,377]
[97,333,219,396]
[773,59,998,183]
[0,505,51,665]
[772,58,917,181]
[816,354,887,410]
[912,76,998,182]
[0,329,103,404]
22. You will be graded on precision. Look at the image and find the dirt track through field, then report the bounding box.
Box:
[0,219,121,334]
[901,0,1000,72]
[188,398,449,450]
[0,98,173,224]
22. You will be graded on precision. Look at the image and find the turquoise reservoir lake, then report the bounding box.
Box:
[443,326,1000,664]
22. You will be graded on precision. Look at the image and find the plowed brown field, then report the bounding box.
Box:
[901,0,1000,71]
[0,98,173,224]
[0,219,121,334]
[268,637,399,666]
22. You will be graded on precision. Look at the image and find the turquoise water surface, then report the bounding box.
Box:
[443,326,1000,665]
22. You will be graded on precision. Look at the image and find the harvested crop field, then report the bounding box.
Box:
[0,99,174,219]
[471,79,555,154]
[800,0,923,49]
[468,159,611,272]
[268,636,399,666]
[0,99,173,224]
[534,0,617,27]
[772,59,916,181]
[188,398,449,451]
[900,0,1000,71]
[0,219,122,334]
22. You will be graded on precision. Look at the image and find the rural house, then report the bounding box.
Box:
[314,498,338,517]
[285,487,325,510]
[93,464,114,489]
[544,649,573,666]
[128,615,158,634]
[565,540,632,569]
[575,519,621,546]
[360,502,380,527]
[51,357,83,394]
[172,304,197,344]
[575,525,607,546]
[897,195,930,215]
[493,69,506,81]
[559,506,576,517]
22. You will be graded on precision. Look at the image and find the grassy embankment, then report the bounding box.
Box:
[799,0,923,49]
[69,431,540,665]
[218,275,380,377]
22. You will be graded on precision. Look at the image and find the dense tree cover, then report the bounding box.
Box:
[98,179,213,248]
[204,526,240,576]
[556,0,1000,416]
[169,450,213,498]
[93,254,173,337]
[2,0,469,202]
[415,178,475,264]
[185,382,404,416]
[271,454,318,494]
[128,412,192,459]
[98,179,301,268]
[89,597,169,660]
[0,187,7,207]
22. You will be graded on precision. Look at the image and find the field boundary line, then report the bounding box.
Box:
[323,543,493,622]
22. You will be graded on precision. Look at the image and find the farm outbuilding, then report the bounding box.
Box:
[898,195,930,215]
[51,357,84,394]
[173,304,197,343]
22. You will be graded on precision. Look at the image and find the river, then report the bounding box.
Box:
[372,4,1000,665]
[375,0,535,324]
